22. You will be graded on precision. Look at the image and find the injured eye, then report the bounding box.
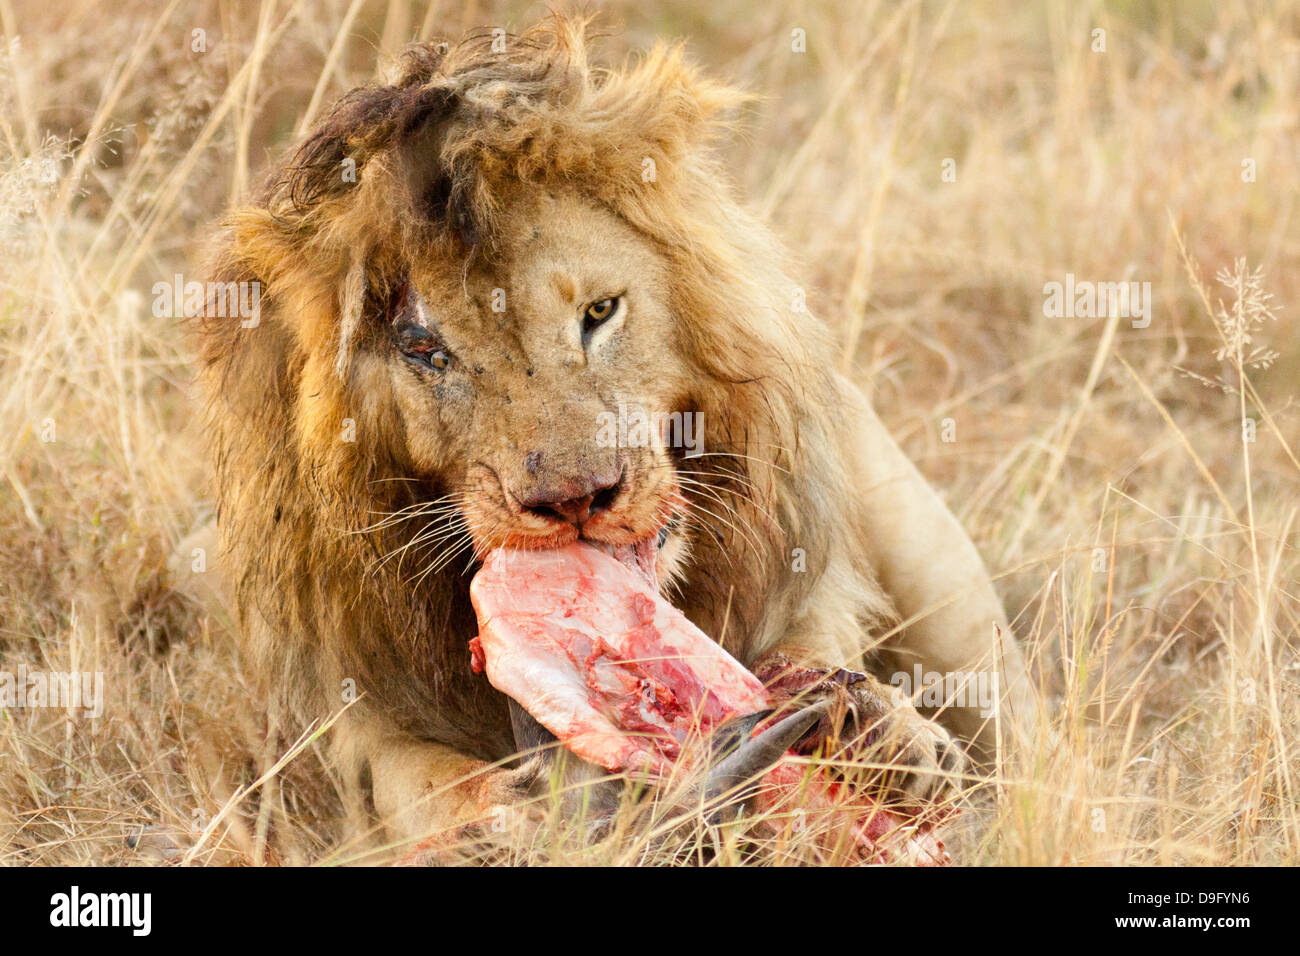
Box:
[581,296,623,344]
[395,321,453,372]
[402,345,452,372]
[426,349,451,371]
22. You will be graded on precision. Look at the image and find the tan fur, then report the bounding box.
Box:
[193,16,1033,845]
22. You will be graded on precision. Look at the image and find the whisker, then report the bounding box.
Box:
[375,520,469,575]
[674,474,780,532]
[679,499,754,566]
[413,533,477,588]
[683,450,792,476]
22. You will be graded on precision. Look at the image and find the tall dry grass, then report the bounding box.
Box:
[0,0,1296,865]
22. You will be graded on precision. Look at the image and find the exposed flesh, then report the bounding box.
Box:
[469,542,770,774]
[468,540,952,864]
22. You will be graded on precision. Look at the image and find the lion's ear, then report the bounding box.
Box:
[269,76,459,218]
[596,43,752,159]
[391,118,481,247]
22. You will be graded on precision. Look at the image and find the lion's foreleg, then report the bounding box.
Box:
[357,721,540,853]
[846,400,1036,763]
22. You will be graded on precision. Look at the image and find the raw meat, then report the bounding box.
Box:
[469,542,770,774]
[755,760,952,865]
[468,540,954,864]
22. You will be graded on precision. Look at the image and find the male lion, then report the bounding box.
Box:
[192,17,1033,845]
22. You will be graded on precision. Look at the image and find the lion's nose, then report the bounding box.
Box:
[516,471,622,527]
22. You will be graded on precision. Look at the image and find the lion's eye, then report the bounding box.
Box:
[585,298,616,323]
[396,328,453,372]
[390,281,452,373]
[582,296,622,343]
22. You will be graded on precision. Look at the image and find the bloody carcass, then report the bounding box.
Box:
[469,541,952,864]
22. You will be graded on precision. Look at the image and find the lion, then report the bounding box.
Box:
[190,16,1034,848]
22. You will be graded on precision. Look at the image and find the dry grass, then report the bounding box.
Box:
[1,0,1297,866]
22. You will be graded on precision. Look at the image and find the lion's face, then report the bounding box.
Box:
[369,189,692,580]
